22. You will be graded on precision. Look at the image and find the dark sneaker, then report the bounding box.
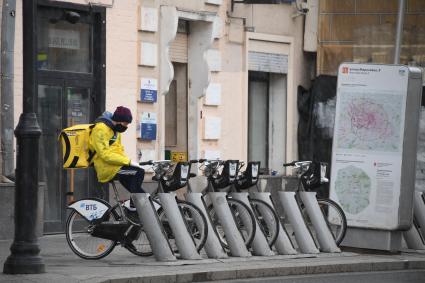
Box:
[124,207,140,224]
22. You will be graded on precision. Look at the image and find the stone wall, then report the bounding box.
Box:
[0,183,44,240]
[318,0,425,75]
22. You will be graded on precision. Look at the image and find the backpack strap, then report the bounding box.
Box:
[109,132,117,146]
[60,132,71,165]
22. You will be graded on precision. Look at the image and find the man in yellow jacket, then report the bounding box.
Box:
[89,106,145,194]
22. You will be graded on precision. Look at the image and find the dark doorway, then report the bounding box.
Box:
[36,1,105,233]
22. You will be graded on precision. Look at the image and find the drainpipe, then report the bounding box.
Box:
[394,0,405,64]
[1,0,16,180]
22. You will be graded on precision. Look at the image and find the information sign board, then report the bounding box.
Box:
[330,63,422,230]
[140,78,157,103]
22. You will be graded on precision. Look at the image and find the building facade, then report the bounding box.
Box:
[1,0,313,235]
[2,0,425,237]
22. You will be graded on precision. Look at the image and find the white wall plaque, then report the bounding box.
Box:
[205,0,223,5]
[140,7,158,32]
[140,42,157,67]
[203,116,221,139]
[213,17,223,39]
[204,83,221,106]
[228,20,244,44]
[207,49,221,72]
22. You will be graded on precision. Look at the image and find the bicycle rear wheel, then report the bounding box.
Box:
[249,199,280,247]
[66,208,117,260]
[208,198,256,250]
[301,198,347,246]
[157,200,208,253]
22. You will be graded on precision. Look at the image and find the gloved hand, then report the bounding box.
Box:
[129,160,142,169]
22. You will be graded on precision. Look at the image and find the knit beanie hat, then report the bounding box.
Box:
[112,106,133,123]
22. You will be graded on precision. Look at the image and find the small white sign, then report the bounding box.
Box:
[213,17,223,39]
[140,7,158,32]
[141,78,157,91]
[48,29,80,49]
[205,83,221,106]
[141,112,157,124]
[204,116,221,139]
[140,42,157,67]
[207,49,221,72]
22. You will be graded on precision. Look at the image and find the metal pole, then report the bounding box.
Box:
[3,0,45,274]
[394,0,406,64]
[1,0,16,179]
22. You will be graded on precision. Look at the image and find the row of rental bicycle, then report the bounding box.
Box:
[65,159,348,260]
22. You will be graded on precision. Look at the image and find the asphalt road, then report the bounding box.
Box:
[209,270,425,283]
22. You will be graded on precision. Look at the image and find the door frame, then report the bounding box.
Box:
[35,0,106,233]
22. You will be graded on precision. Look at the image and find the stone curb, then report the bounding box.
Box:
[99,257,425,283]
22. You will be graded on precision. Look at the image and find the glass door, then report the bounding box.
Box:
[248,71,269,172]
[38,79,95,233]
[38,83,63,232]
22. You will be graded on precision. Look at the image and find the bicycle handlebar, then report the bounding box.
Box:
[139,160,153,166]
[283,161,312,168]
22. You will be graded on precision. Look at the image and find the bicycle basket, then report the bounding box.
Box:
[212,160,239,190]
[235,161,260,191]
[300,161,327,191]
[161,162,190,192]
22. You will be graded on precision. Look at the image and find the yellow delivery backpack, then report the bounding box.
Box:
[59,124,95,169]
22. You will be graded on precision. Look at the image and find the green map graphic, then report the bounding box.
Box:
[335,165,371,214]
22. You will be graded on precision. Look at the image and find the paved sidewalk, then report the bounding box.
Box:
[1,234,425,283]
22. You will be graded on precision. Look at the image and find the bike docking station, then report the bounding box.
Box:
[186,192,229,259]
[231,192,275,256]
[158,192,202,260]
[131,193,176,261]
[278,192,320,254]
[126,158,347,262]
[209,192,252,257]
[404,191,425,250]
[330,63,423,252]
[250,192,298,255]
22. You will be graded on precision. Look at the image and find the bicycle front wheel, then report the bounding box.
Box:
[249,199,280,247]
[302,198,347,246]
[157,200,208,253]
[208,198,256,250]
[66,208,117,260]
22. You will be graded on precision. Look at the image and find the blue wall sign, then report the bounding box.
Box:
[140,78,158,103]
[140,112,157,140]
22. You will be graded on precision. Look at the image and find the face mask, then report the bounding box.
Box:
[114,124,128,133]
